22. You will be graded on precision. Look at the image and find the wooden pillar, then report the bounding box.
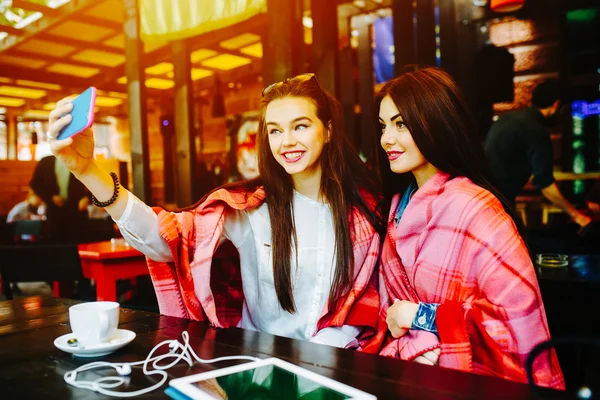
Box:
[438,0,460,79]
[451,0,490,139]
[311,0,338,95]
[392,0,416,73]
[123,0,150,203]
[161,115,175,204]
[6,113,17,160]
[262,0,304,86]
[356,16,375,162]
[338,9,357,149]
[450,0,484,99]
[415,0,437,66]
[172,40,196,207]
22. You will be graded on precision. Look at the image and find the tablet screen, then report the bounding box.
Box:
[191,363,352,399]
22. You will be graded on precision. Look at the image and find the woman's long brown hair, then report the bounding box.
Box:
[375,66,526,238]
[188,76,382,313]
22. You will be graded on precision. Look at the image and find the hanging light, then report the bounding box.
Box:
[491,0,524,12]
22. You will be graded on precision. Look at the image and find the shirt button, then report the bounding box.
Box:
[418,316,427,325]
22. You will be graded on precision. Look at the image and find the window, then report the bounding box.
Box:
[0,121,7,160]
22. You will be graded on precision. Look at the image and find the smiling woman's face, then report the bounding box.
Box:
[379,95,437,186]
[265,96,328,179]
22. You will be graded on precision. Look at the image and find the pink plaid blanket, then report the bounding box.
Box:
[379,172,564,389]
[146,187,385,352]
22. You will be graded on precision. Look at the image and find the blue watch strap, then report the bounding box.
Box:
[411,302,439,335]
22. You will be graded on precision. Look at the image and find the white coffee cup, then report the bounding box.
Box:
[69,301,119,347]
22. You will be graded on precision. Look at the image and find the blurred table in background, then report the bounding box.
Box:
[554,172,600,181]
[537,254,600,339]
[77,239,148,302]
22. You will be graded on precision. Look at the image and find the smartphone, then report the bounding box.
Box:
[57,86,97,141]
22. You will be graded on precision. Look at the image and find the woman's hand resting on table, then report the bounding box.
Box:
[387,300,441,366]
[386,300,419,338]
[414,348,440,366]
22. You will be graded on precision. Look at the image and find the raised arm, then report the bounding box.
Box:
[47,97,172,261]
[526,125,590,228]
[47,98,128,220]
[541,182,591,228]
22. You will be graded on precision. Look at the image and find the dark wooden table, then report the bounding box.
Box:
[538,254,600,339]
[536,255,600,283]
[0,297,565,399]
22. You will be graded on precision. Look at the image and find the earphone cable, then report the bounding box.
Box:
[63,331,260,397]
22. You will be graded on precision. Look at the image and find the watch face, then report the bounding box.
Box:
[236,118,259,180]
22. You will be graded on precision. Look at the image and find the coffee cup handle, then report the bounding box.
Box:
[98,312,110,339]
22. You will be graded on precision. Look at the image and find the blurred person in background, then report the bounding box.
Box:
[485,79,591,231]
[29,155,90,242]
[6,189,46,223]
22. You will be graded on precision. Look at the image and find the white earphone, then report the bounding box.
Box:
[63,331,259,398]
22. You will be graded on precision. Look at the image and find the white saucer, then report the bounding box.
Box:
[54,329,136,357]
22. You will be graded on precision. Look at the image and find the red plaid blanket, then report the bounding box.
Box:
[146,187,384,352]
[379,172,564,389]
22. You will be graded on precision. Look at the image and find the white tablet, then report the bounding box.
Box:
[169,357,377,399]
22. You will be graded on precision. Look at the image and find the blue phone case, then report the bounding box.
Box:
[57,87,97,141]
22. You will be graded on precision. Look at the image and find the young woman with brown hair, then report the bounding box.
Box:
[376,66,564,388]
[46,74,384,351]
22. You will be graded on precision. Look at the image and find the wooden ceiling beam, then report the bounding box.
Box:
[0,79,62,93]
[0,63,123,92]
[184,14,265,53]
[77,15,123,31]
[39,33,124,55]
[192,59,263,94]
[0,0,105,52]
[78,13,267,91]
[210,45,262,60]
[189,63,224,74]
[0,25,24,36]
[94,44,173,87]
[8,50,117,70]
[11,0,63,17]
[0,92,46,101]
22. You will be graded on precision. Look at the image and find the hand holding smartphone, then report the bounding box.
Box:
[56,86,97,141]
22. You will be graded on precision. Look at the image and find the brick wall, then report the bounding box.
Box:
[0,160,37,216]
[489,16,560,114]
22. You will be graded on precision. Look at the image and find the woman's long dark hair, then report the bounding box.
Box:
[375,66,525,237]
[188,76,382,313]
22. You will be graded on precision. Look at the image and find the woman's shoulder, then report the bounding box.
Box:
[436,176,504,214]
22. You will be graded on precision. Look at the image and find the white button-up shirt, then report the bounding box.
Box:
[114,190,360,348]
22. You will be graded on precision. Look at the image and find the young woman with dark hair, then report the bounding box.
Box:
[46,74,384,352]
[376,66,564,388]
